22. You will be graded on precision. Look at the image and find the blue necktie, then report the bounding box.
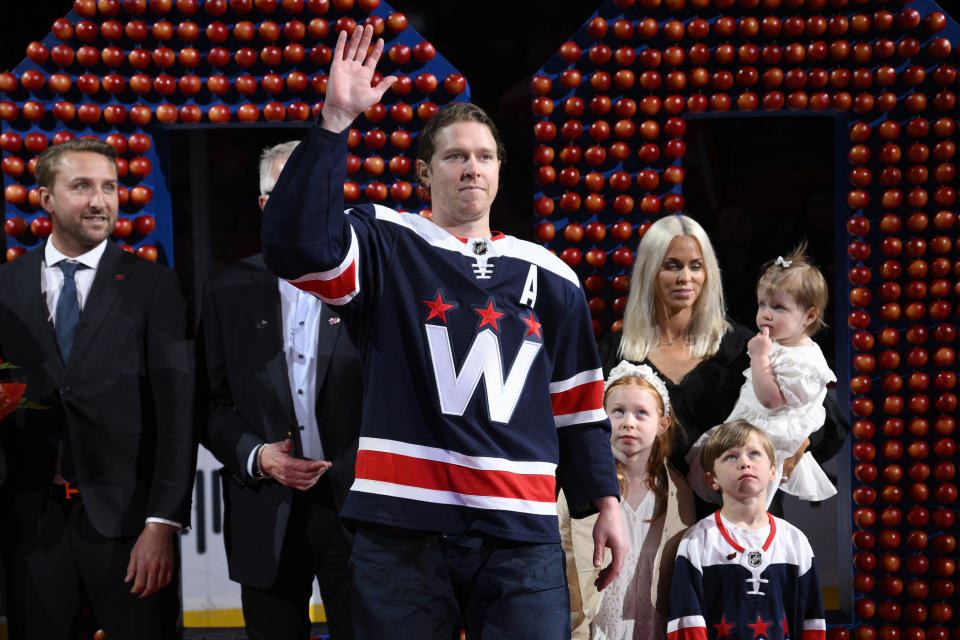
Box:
[55,261,84,362]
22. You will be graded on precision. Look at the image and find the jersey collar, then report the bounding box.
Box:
[714,510,776,553]
[455,231,505,243]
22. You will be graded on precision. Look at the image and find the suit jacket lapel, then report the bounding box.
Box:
[67,242,124,372]
[10,246,63,379]
[314,303,340,405]
[246,258,300,448]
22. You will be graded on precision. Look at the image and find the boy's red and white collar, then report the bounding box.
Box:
[715,510,776,553]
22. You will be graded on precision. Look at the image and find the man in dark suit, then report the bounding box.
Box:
[197,140,362,640]
[0,138,195,638]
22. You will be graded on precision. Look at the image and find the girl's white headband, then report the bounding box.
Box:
[604,361,671,418]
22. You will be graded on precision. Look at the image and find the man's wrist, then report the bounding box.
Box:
[253,444,269,479]
[319,110,354,134]
[593,495,619,511]
[144,518,181,532]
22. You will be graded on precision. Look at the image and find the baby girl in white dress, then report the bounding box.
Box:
[687,246,837,505]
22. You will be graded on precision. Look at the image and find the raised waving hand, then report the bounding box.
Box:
[320,24,397,133]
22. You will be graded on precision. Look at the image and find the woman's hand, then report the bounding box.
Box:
[747,326,774,359]
[320,25,397,133]
[781,438,810,481]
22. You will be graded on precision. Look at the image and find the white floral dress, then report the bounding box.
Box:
[592,490,666,640]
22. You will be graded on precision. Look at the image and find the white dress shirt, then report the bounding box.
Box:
[42,239,181,530]
[41,239,107,320]
[279,279,325,462]
[246,280,326,477]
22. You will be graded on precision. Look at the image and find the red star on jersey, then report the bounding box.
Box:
[713,617,735,638]
[474,300,505,331]
[781,617,789,637]
[747,615,772,638]
[423,292,455,323]
[521,311,542,339]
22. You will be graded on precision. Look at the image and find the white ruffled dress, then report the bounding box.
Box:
[687,342,838,504]
[592,490,664,640]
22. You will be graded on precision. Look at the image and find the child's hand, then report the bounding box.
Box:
[748,326,774,359]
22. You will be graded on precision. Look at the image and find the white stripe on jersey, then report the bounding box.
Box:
[550,368,604,393]
[288,225,361,305]
[350,478,559,515]
[554,408,609,429]
[359,437,557,476]
[666,616,706,634]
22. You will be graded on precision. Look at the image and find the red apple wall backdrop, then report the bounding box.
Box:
[2,0,959,636]
[532,0,957,638]
[1,0,468,266]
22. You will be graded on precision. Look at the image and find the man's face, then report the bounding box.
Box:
[417,121,500,233]
[39,151,119,257]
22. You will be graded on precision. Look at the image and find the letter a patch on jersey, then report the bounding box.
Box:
[425,325,542,424]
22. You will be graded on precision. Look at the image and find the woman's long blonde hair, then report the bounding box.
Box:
[619,215,729,362]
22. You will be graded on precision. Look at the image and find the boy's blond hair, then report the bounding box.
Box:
[757,242,828,335]
[700,419,777,477]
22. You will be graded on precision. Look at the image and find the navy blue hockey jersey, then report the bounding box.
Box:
[261,125,619,543]
[667,512,826,640]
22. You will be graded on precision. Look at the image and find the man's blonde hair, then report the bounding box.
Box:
[36,138,117,190]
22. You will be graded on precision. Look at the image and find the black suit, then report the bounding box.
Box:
[0,241,195,639]
[198,255,361,639]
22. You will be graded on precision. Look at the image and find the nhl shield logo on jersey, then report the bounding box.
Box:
[747,551,763,568]
[472,240,488,256]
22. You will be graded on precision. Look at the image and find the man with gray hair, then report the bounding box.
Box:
[197,140,362,639]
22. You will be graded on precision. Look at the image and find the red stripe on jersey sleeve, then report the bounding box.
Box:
[291,259,358,301]
[802,629,826,640]
[667,627,708,640]
[355,450,556,503]
[551,379,604,417]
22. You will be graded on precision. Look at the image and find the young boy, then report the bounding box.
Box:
[667,419,826,640]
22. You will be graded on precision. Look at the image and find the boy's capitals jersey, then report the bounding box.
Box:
[262,125,619,543]
[667,512,826,640]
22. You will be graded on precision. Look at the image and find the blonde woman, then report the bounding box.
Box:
[599,215,754,468]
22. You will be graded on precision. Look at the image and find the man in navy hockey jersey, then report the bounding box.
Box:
[261,24,626,640]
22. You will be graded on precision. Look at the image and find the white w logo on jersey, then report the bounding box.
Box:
[425,325,542,424]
